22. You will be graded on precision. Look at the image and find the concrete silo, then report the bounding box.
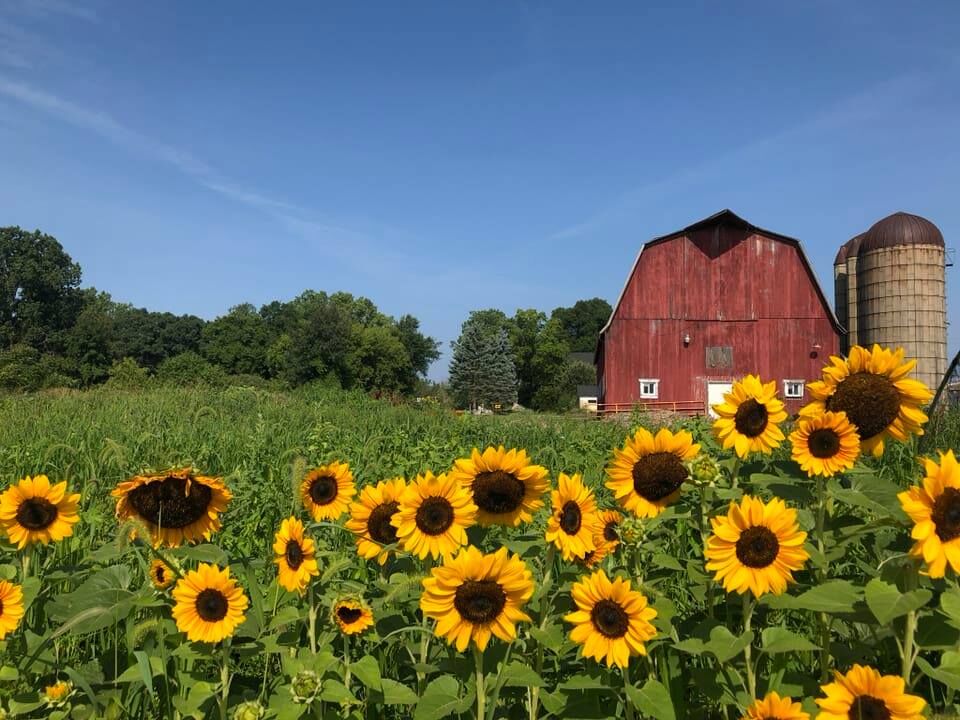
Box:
[834,233,864,354]
[851,212,947,389]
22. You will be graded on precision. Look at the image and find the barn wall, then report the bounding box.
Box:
[601,225,841,414]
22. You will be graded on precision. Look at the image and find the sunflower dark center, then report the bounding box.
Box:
[932,488,960,541]
[808,428,842,458]
[826,372,900,440]
[734,399,769,438]
[603,521,619,542]
[453,580,507,623]
[337,606,363,624]
[590,599,629,638]
[472,471,526,515]
[285,540,305,570]
[848,695,890,720]
[631,452,688,501]
[307,475,338,505]
[735,526,780,568]
[15,497,58,530]
[415,497,455,536]
[368,501,400,545]
[559,501,582,535]
[155,566,166,584]
[195,589,228,622]
[127,476,213,529]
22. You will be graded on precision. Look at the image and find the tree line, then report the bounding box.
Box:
[448,299,611,412]
[0,226,440,393]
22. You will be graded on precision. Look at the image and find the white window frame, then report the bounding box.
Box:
[783,379,805,399]
[638,378,660,399]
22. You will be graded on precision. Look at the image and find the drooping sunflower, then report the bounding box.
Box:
[448,446,549,527]
[332,598,374,635]
[149,558,176,590]
[112,468,231,548]
[598,509,623,551]
[420,545,533,651]
[564,568,657,668]
[0,475,81,549]
[789,410,860,477]
[345,477,407,564]
[815,665,925,720]
[712,375,788,458]
[705,495,809,597]
[273,516,319,594]
[605,428,700,518]
[802,344,933,457]
[742,692,810,720]
[391,471,477,560]
[300,461,356,522]
[898,449,960,578]
[0,580,24,639]
[578,537,612,569]
[171,563,249,643]
[545,472,602,561]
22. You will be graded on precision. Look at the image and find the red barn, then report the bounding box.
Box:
[596,210,842,415]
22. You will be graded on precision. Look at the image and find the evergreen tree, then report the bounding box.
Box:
[449,321,518,410]
[488,328,518,408]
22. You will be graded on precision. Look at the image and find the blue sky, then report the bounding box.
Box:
[1,1,958,379]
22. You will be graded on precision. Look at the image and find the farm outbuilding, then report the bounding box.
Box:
[596,210,842,415]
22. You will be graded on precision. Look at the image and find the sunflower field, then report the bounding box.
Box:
[0,344,959,720]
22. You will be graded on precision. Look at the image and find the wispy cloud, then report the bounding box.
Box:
[0,0,98,22]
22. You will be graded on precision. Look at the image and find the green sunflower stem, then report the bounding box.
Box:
[529,544,556,720]
[486,640,513,720]
[902,562,919,684]
[742,593,756,700]
[698,483,714,618]
[218,642,231,720]
[343,632,352,689]
[307,584,318,656]
[474,645,486,720]
[814,475,831,682]
[623,663,636,720]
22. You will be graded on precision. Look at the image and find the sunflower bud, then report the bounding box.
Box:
[617,516,646,546]
[42,680,73,708]
[687,454,722,488]
[290,669,322,704]
[0,706,8,720]
[231,700,266,720]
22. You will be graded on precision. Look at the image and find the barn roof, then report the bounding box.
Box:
[598,209,845,341]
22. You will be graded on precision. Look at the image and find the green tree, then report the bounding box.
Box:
[529,318,572,410]
[508,308,546,407]
[551,297,612,352]
[350,325,412,392]
[65,289,116,385]
[396,314,441,391]
[112,307,205,370]
[0,226,82,352]
[156,352,227,386]
[280,291,354,386]
[201,304,270,376]
[449,319,517,410]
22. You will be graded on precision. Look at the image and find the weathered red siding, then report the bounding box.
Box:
[599,212,842,414]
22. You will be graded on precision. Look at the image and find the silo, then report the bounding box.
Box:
[833,233,864,354]
[855,212,947,390]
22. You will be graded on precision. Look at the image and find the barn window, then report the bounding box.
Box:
[783,380,805,398]
[639,379,659,399]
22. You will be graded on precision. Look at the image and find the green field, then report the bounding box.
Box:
[0,384,958,719]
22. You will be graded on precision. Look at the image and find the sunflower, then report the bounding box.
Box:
[578,537,612,569]
[300,461,356,522]
[790,410,860,477]
[391,471,476,560]
[42,680,72,707]
[273,516,319,594]
[448,446,549,526]
[345,477,407,564]
[564,568,657,668]
[705,495,809,597]
[150,558,176,590]
[332,599,374,635]
[742,692,810,720]
[898,450,960,578]
[605,428,700,518]
[112,468,231,548]
[420,546,533,651]
[816,664,925,720]
[712,375,787,458]
[599,510,623,551]
[545,472,602,561]
[171,563,249,643]
[0,580,24,639]
[0,475,81,549]
[802,344,933,457]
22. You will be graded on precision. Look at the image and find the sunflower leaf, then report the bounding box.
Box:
[762,580,862,614]
[413,675,463,720]
[625,678,676,720]
[865,579,932,625]
[350,655,382,691]
[704,626,753,663]
[760,627,819,654]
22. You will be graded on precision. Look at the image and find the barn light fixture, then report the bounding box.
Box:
[811,342,822,351]
[683,333,691,346]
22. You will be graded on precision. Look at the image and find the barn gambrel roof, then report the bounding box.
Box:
[597,209,845,343]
